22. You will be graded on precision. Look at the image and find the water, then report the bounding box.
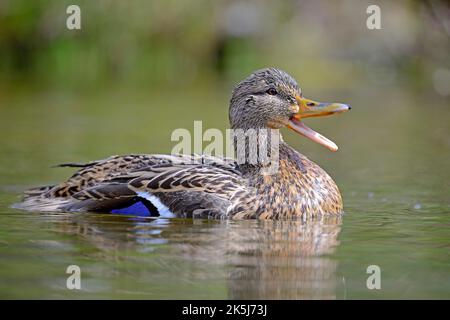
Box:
[0,86,449,299]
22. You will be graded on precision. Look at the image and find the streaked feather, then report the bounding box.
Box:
[15,154,249,219]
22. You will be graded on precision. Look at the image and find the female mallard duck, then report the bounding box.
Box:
[15,68,350,219]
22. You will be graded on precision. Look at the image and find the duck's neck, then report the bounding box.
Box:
[233,128,304,177]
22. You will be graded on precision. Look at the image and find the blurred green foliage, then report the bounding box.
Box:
[0,0,449,94]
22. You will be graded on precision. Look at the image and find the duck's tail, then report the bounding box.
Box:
[12,189,73,212]
[22,185,56,199]
[12,183,158,216]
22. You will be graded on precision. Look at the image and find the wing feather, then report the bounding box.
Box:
[19,154,246,217]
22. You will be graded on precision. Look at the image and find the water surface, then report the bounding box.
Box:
[0,87,449,299]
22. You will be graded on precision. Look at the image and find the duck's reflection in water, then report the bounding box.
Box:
[51,213,342,299]
[225,218,341,299]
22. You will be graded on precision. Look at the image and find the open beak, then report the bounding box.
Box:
[287,96,351,152]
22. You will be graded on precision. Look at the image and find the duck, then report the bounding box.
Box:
[14,68,350,219]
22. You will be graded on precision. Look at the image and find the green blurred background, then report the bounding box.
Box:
[1,0,449,89]
[0,0,450,299]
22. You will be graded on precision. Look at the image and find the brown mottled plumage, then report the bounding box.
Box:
[228,143,343,219]
[14,68,350,219]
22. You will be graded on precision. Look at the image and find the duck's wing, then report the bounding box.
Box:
[17,154,246,218]
[46,154,238,197]
[68,163,247,218]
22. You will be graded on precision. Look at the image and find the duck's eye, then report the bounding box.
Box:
[266,88,277,95]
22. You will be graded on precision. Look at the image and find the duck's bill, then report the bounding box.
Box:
[288,118,339,151]
[287,96,351,152]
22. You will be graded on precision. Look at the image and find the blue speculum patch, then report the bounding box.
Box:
[111,201,152,216]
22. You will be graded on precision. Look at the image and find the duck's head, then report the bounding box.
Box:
[229,68,351,151]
